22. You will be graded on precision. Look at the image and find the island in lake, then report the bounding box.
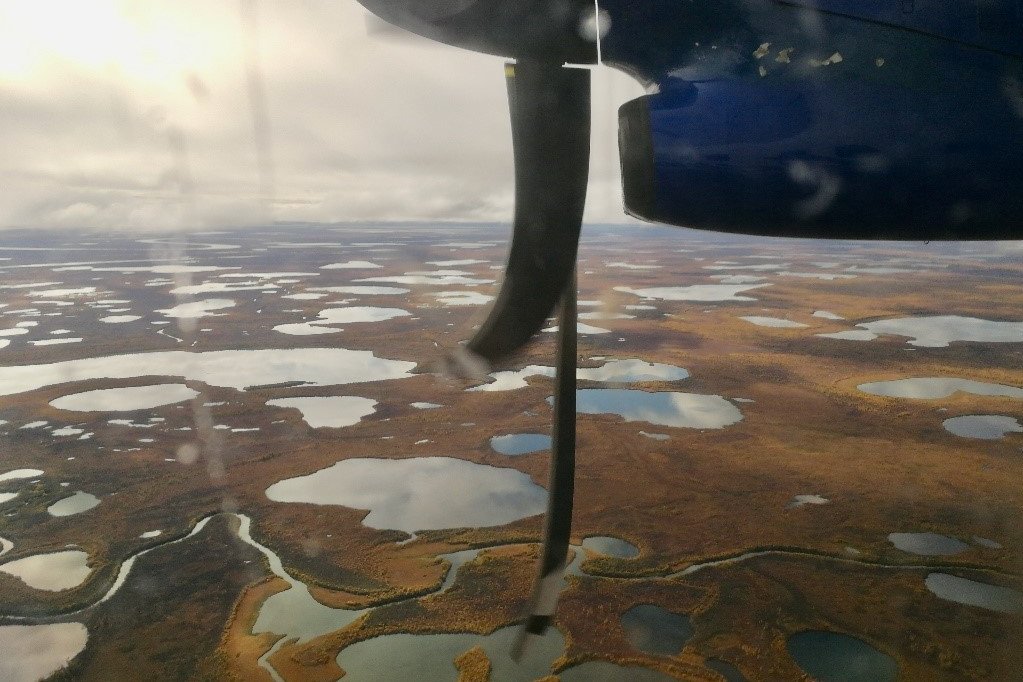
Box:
[0,223,1020,681]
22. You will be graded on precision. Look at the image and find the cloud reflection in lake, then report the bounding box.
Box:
[266,457,547,532]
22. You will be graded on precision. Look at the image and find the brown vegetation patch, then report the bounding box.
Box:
[454,645,492,682]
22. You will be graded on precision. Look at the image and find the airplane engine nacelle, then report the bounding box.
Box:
[618,75,1023,241]
[608,0,1023,241]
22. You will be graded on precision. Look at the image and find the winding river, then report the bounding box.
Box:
[3,514,1020,681]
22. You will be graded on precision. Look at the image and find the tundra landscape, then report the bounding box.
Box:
[0,223,1020,681]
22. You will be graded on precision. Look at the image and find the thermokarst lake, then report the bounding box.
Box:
[0,224,1020,680]
[265,457,548,533]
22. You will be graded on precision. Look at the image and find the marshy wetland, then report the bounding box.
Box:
[0,223,1020,680]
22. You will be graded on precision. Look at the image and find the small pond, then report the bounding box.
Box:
[273,306,410,335]
[620,604,693,656]
[942,415,1022,440]
[639,431,670,441]
[787,630,897,682]
[490,433,551,456]
[788,494,829,509]
[47,491,100,517]
[542,322,611,335]
[0,549,91,590]
[563,389,743,429]
[858,378,1023,400]
[272,322,341,336]
[309,306,410,325]
[0,468,43,483]
[468,365,555,392]
[266,396,377,428]
[740,316,808,328]
[434,291,494,306]
[157,298,234,318]
[50,384,199,411]
[817,330,878,341]
[581,536,639,558]
[888,532,969,556]
[925,573,1023,613]
[615,283,769,302]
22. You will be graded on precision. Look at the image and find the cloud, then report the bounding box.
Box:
[0,1,643,230]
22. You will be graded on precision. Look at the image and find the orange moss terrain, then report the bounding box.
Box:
[0,225,1020,680]
[221,576,288,682]
[455,646,492,681]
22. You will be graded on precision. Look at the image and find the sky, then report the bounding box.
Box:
[0,0,644,231]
